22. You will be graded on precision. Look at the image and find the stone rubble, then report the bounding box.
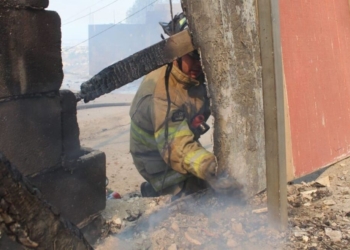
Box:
[96,163,350,250]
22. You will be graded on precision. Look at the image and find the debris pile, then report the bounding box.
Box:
[97,165,350,250]
[286,172,350,250]
[98,191,285,250]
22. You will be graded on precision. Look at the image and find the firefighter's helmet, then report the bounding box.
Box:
[159,12,188,36]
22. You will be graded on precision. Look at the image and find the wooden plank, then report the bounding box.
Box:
[79,30,195,103]
[258,0,288,229]
[284,68,295,182]
[163,29,195,62]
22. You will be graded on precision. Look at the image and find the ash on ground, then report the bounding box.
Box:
[96,161,350,250]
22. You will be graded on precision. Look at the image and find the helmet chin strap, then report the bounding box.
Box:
[161,62,173,194]
[177,58,182,71]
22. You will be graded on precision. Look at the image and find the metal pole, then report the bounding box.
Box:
[258,0,288,229]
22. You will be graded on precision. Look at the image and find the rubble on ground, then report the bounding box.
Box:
[96,165,350,250]
[286,171,350,250]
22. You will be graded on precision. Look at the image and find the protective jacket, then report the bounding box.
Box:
[129,64,216,192]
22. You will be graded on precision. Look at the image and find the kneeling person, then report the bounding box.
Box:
[129,13,233,198]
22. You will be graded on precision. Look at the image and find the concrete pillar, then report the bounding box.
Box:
[183,0,266,196]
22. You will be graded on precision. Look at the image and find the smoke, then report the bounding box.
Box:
[62,3,183,94]
[95,189,287,250]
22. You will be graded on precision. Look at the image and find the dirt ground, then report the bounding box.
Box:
[77,93,350,250]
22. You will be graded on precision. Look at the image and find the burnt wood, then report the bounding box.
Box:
[79,30,195,103]
[0,153,93,250]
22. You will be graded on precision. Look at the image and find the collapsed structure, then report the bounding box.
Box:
[0,0,105,248]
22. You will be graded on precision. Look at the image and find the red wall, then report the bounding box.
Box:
[280,0,350,177]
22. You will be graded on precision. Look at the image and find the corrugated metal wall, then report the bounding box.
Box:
[280,0,350,178]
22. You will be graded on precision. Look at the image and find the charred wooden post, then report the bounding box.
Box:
[0,153,93,250]
[79,30,195,103]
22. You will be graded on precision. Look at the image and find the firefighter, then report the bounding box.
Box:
[129,13,236,198]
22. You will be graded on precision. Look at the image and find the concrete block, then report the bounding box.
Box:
[0,95,62,176]
[60,90,81,160]
[0,0,49,9]
[29,148,106,225]
[0,9,63,99]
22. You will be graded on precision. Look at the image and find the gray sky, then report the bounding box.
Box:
[48,0,136,45]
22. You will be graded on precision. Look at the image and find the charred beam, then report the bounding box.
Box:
[0,153,93,250]
[79,30,195,103]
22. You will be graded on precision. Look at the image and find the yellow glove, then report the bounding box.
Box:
[204,162,241,193]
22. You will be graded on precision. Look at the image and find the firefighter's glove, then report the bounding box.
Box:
[204,162,239,193]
